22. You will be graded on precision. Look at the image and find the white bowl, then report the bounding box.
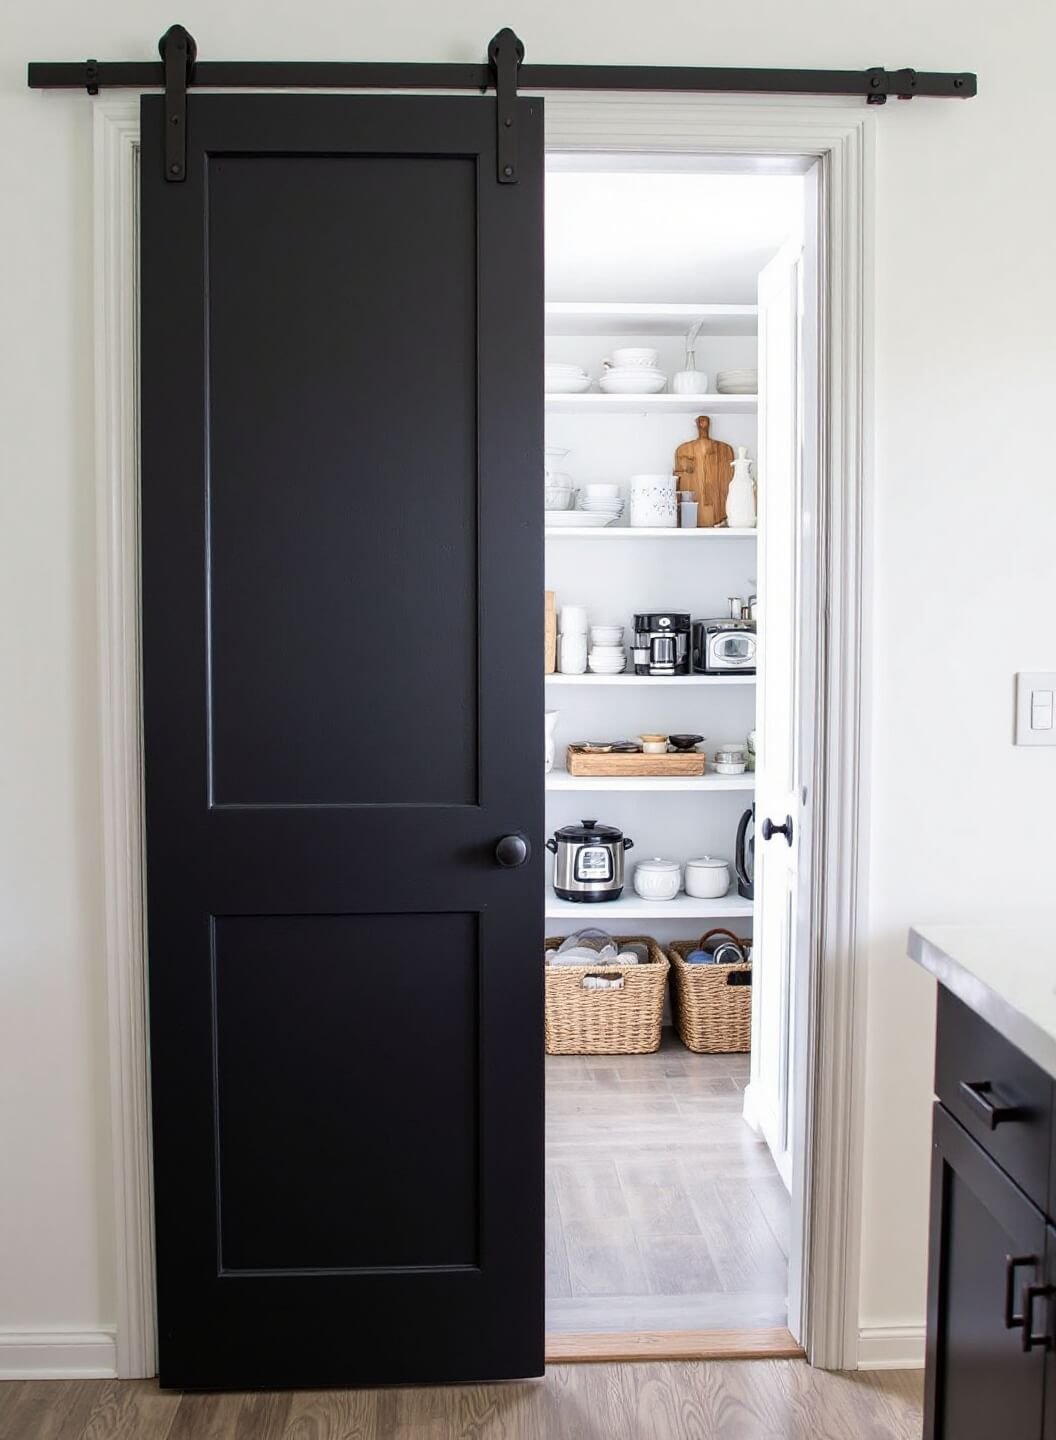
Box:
[582,483,621,499]
[544,489,574,512]
[609,347,659,369]
[599,370,667,395]
[590,627,623,645]
[714,761,747,775]
[545,376,592,394]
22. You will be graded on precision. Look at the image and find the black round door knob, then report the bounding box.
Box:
[761,815,794,846]
[495,833,531,868]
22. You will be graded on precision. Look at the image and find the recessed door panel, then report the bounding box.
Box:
[213,912,479,1272]
[206,155,479,808]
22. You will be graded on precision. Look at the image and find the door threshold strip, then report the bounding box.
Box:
[545,1326,802,1365]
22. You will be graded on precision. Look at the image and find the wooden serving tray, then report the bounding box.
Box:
[566,746,706,778]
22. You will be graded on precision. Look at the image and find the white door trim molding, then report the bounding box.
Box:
[94,98,154,1380]
[94,92,873,1376]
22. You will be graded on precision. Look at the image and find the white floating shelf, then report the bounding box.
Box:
[546,769,755,793]
[545,674,755,687]
[546,393,756,416]
[545,891,754,922]
[545,526,757,540]
[544,302,758,337]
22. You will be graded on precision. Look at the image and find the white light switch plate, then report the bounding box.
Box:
[1015,672,1056,746]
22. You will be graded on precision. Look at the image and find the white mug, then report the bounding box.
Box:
[559,605,588,635]
[672,369,708,394]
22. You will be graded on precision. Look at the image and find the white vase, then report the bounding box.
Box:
[545,711,559,773]
[726,446,757,529]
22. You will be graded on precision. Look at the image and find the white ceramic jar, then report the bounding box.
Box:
[632,858,682,901]
[684,856,731,900]
[629,474,677,529]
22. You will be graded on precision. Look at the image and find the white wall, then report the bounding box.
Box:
[2,0,1054,1372]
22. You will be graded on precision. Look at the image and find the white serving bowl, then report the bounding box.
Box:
[582,483,620,499]
[599,369,667,395]
[544,488,574,511]
[590,626,623,645]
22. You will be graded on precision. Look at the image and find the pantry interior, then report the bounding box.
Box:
[542,157,808,1339]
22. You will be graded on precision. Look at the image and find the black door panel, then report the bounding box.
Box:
[140,93,544,1388]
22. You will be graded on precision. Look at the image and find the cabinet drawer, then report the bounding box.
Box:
[936,988,1053,1211]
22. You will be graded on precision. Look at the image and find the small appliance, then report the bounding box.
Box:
[692,618,757,674]
[546,819,634,902]
[735,806,755,900]
[632,611,691,676]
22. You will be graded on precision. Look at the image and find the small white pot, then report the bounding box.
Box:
[672,369,708,394]
[632,858,682,901]
[684,856,731,899]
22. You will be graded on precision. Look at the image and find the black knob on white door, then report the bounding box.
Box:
[495,833,530,868]
[761,815,794,846]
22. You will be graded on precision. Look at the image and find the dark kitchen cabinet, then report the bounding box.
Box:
[925,990,1056,1440]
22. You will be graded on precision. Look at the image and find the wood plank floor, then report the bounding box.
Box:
[547,1031,789,1334]
[0,1365,924,1438]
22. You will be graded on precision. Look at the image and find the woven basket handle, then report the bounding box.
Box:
[697,927,746,959]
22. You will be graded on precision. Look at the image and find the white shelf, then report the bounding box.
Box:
[545,673,755,687]
[546,769,754,793]
[546,526,757,540]
[546,393,756,416]
[544,302,758,337]
[545,891,754,921]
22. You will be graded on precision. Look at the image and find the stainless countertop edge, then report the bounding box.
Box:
[909,925,1056,1081]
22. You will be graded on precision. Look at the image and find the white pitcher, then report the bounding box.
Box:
[725,447,757,529]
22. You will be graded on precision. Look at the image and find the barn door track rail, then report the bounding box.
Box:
[28,22,977,184]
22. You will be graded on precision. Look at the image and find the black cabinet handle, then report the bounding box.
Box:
[495,833,530,868]
[761,815,793,846]
[1022,1283,1053,1352]
[1005,1255,1037,1329]
[958,1079,1026,1130]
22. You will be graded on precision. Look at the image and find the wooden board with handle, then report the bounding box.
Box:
[674,416,734,527]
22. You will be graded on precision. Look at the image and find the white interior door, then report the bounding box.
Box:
[744,234,806,1191]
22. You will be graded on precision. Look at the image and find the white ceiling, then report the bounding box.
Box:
[545,169,804,304]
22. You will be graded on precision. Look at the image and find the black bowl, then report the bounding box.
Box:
[668,733,704,752]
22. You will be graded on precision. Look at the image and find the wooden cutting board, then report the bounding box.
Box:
[674,416,734,527]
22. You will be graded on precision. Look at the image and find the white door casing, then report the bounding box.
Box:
[93,93,873,1375]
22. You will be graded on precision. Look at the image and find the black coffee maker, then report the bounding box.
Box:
[632,611,691,677]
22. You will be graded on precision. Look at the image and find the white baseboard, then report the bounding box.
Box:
[0,1328,118,1379]
[856,1324,926,1370]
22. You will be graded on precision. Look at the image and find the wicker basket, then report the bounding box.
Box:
[544,935,669,1055]
[668,934,752,1053]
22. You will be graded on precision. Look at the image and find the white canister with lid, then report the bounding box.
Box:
[632,857,682,901]
[684,856,731,900]
[629,474,677,529]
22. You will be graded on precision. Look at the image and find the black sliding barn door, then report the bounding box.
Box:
[139,94,544,1390]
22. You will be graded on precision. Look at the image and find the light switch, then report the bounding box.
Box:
[1032,692,1054,730]
[1015,673,1056,746]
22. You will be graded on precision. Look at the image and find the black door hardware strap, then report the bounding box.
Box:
[27,24,977,183]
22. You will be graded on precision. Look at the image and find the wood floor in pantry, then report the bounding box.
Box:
[546,1030,789,1335]
[0,1367,923,1439]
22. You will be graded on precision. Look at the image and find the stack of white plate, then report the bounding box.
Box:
[577,482,624,521]
[588,645,627,675]
[545,362,591,394]
[598,347,667,396]
[716,369,758,395]
[599,367,667,395]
